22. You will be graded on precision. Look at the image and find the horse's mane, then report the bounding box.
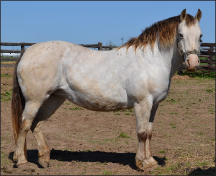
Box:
[118,14,196,51]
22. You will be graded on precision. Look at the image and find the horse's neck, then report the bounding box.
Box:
[169,45,183,78]
[137,42,182,79]
[110,42,182,82]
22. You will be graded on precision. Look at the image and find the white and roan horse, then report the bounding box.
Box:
[12,9,202,170]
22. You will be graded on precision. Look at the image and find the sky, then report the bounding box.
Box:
[1,1,215,51]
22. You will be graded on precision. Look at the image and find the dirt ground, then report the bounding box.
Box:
[1,67,215,175]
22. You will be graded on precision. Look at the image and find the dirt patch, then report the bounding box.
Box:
[172,75,191,80]
[1,67,215,175]
[1,61,16,64]
[1,67,15,76]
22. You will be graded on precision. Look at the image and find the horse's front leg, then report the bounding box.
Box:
[134,100,158,170]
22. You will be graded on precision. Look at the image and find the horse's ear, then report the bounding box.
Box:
[195,9,202,22]
[180,9,187,22]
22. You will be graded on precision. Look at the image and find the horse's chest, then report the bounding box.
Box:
[150,82,170,104]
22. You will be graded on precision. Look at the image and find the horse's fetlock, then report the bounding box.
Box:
[14,147,21,158]
[16,155,28,166]
[38,147,50,158]
[38,150,44,157]
[40,155,50,163]
[13,153,18,161]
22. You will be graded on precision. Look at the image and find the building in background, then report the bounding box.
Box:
[1,53,20,57]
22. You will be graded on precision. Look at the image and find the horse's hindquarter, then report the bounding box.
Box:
[17,41,68,101]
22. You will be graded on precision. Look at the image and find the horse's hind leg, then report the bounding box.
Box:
[31,94,66,168]
[13,100,42,167]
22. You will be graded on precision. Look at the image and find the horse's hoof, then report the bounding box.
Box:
[136,157,158,171]
[17,162,37,172]
[38,158,49,168]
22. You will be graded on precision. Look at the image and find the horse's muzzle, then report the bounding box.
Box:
[185,54,200,72]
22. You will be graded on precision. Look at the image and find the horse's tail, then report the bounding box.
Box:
[11,53,27,159]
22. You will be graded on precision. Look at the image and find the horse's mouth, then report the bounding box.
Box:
[186,68,196,73]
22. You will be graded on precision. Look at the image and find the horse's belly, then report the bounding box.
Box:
[69,94,130,111]
[56,84,133,111]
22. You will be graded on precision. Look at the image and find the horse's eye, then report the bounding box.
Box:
[179,33,184,39]
[199,34,203,42]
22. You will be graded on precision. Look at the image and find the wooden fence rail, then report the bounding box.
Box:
[1,42,215,74]
[0,42,117,61]
[0,42,116,56]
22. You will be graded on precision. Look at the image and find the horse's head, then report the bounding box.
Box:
[177,9,202,72]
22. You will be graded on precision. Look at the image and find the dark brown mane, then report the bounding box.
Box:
[118,14,196,51]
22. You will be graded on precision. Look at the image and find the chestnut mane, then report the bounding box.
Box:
[118,14,196,51]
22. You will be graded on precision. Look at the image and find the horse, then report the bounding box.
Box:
[11,9,202,170]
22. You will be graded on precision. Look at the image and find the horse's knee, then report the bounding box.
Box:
[137,130,152,142]
[138,131,147,142]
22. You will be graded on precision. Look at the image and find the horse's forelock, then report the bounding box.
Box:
[185,14,196,27]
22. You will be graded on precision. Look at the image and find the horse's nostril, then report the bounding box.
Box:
[187,60,190,67]
[198,60,200,64]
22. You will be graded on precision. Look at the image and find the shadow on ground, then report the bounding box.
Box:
[188,167,215,175]
[9,149,166,170]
